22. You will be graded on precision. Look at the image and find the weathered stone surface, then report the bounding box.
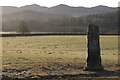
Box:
[84,24,104,71]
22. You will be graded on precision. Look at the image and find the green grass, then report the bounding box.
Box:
[2,36,119,78]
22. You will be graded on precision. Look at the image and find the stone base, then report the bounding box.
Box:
[83,66,104,71]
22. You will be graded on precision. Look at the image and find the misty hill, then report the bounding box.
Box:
[2,4,118,34]
[2,10,118,34]
[3,10,66,21]
[2,4,117,17]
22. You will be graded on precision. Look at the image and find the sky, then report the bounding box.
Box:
[0,0,119,7]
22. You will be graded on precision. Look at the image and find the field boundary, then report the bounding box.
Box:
[1,33,119,37]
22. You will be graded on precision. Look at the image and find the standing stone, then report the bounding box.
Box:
[84,24,104,71]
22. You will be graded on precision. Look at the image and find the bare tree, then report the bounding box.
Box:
[17,21,30,34]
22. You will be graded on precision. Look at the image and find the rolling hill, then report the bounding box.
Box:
[1,4,118,34]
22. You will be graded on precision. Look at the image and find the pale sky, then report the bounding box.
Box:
[0,0,119,7]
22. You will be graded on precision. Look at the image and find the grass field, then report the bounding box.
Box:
[2,36,119,79]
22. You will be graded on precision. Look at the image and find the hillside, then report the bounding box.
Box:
[2,4,117,16]
[2,4,118,34]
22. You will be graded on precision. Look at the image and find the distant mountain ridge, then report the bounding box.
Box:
[2,4,118,34]
[2,4,117,16]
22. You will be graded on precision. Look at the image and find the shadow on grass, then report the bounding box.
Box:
[2,69,119,80]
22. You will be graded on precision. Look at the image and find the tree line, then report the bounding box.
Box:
[2,11,118,34]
